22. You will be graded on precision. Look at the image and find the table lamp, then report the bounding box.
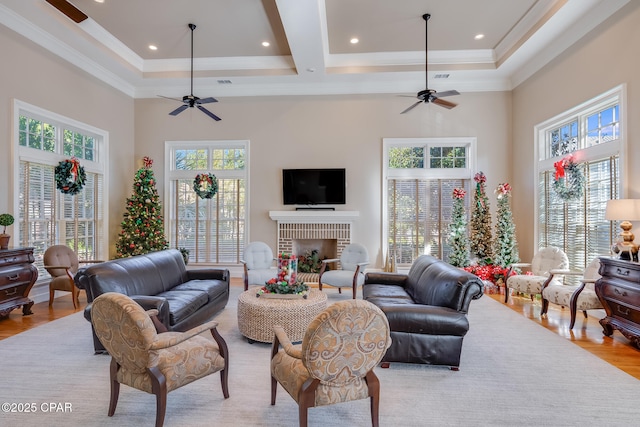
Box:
[605,199,640,261]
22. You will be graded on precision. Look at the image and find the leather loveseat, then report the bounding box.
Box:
[75,248,230,353]
[363,255,483,369]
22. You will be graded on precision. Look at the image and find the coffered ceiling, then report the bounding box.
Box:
[0,0,630,98]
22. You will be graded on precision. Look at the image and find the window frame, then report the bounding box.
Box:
[382,137,476,265]
[534,85,626,263]
[12,99,109,274]
[164,140,249,265]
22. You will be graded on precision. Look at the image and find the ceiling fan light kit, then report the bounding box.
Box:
[401,13,460,114]
[159,23,221,122]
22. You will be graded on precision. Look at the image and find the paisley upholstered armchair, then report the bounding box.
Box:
[91,292,229,427]
[270,299,391,427]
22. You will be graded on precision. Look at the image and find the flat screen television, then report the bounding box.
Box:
[282,168,346,205]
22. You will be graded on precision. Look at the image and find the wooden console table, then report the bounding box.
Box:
[0,247,38,317]
[595,257,640,348]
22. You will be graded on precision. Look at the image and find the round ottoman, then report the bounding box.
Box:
[237,289,328,343]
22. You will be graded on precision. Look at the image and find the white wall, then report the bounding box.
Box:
[135,91,512,268]
[511,1,640,261]
[0,24,135,258]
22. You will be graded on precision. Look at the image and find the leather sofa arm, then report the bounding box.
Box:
[130,295,171,328]
[186,268,230,283]
[364,272,408,287]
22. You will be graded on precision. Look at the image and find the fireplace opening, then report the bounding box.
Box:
[293,239,337,273]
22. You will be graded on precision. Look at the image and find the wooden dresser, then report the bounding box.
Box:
[0,247,38,318]
[595,256,640,348]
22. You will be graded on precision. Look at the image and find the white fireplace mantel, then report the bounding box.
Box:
[269,210,359,224]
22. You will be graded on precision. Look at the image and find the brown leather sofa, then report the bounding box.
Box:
[363,255,483,369]
[75,248,230,353]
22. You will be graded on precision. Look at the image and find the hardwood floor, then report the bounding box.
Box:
[492,292,640,380]
[2,283,639,380]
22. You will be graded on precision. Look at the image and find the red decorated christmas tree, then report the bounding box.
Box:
[115,157,168,258]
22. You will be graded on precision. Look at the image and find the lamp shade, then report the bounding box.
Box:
[605,199,640,221]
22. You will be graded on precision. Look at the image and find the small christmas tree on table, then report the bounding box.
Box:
[492,183,519,267]
[115,157,169,258]
[470,172,493,265]
[447,188,470,267]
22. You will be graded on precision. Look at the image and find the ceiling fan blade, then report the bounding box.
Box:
[434,90,460,98]
[197,105,222,121]
[45,0,88,23]
[432,97,457,109]
[158,95,185,103]
[196,97,218,104]
[401,101,423,114]
[169,105,189,116]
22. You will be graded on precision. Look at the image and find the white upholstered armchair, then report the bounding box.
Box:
[241,241,277,291]
[318,243,369,299]
[504,246,569,304]
[541,257,603,329]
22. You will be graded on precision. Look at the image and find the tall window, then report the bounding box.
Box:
[166,141,247,264]
[383,138,475,266]
[536,86,623,279]
[14,100,107,277]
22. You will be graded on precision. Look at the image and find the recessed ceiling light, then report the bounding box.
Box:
[474,34,485,40]
[262,41,270,47]
[350,38,359,44]
[148,45,158,51]
[94,0,105,3]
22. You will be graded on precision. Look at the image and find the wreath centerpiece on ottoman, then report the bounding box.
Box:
[552,154,585,202]
[55,157,86,195]
[193,173,218,199]
[257,253,309,298]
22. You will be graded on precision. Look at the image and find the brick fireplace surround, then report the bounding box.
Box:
[268,211,359,281]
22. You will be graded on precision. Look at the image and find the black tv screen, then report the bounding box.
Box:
[283,168,346,205]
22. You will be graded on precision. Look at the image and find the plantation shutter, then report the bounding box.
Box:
[19,161,103,277]
[538,155,618,284]
[388,178,467,266]
[170,178,245,264]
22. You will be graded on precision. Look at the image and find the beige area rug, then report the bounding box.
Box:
[1,286,639,426]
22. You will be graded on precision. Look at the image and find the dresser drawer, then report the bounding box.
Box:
[599,259,640,282]
[0,282,31,303]
[608,300,640,325]
[600,281,640,307]
[0,252,34,267]
[0,266,37,288]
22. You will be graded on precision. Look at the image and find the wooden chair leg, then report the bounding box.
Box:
[72,287,79,309]
[569,284,587,330]
[569,308,577,330]
[49,287,55,306]
[108,359,120,417]
[365,371,381,427]
[271,376,278,405]
[540,298,549,315]
[338,288,342,294]
[297,379,319,427]
[149,367,167,427]
[211,328,230,398]
[583,310,588,319]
